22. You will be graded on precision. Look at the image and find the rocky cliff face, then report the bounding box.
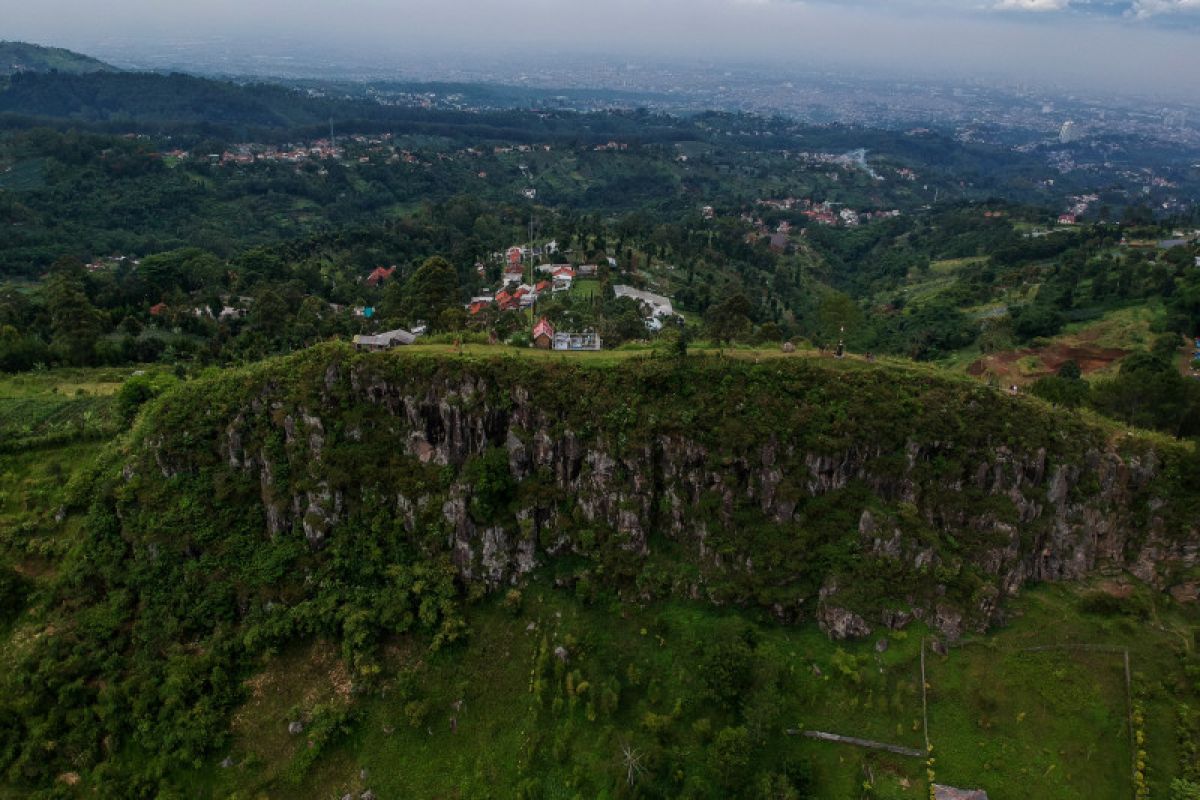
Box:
[135,347,1200,640]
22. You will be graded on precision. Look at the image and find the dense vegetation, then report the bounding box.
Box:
[3,148,1196,436]
[1,45,1200,799]
[1,347,1198,798]
[0,41,116,77]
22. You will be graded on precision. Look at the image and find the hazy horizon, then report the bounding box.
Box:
[5,0,1200,102]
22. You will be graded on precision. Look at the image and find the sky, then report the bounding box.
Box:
[5,0,1200,99]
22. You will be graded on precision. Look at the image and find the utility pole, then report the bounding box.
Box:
[529,215,536,335]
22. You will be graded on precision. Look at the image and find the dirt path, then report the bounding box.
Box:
[786,730,925,758]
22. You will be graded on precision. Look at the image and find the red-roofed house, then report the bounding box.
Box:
[495,290,517,311]
[468,300,490,316]
[552,266,575,292]
[533,317,555,349]
[366,266,397,287]
[149,302,167,317]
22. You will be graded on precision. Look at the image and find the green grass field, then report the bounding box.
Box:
[0,367,133,571]
[180,577,1198,799]
[0,441,104,566]
[0,366,142,451]
[569,278,602,299]
[929,257,987,276]
[193,584,932,798]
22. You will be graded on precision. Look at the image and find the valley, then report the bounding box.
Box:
[0,36,1198,799]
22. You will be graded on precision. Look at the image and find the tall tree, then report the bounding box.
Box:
[43,258,103,366]
[402,256,460,330]
[705,292,754,345]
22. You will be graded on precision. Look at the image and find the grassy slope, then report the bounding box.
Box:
[0,366,156,452]
[185,579,1197,800]
[0,367,133,579]
[946,305,1166,384]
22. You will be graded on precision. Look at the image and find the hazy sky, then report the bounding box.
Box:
[6,0,1200,99]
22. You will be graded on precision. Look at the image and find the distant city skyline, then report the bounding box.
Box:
[5,0,1200,101]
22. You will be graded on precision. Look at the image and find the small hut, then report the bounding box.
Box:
[532,317,555,349]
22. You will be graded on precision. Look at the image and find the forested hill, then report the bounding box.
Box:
[2,344,1198,793]
[0,62,1031,164]
[0,41,116,77]
[0,67,1051,165]
[0,70,696,143]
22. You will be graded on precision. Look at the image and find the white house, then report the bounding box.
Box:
[352,328,418,351]
[613,285,674,318]
[553,331,602,351]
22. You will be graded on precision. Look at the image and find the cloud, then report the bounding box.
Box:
[1130,0,1200,17]
[759,0,1200,22]
[4,0,1200,99]
[993,0,1071,11]
[990,0,1200,19]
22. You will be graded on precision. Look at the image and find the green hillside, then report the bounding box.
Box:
[1,347,1198,797]
[0,41,116,77]
[0,34,1197,800]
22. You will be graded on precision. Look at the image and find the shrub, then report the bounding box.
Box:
[1078,591,1151,619]
[698,625,756,710]
[405,699,431,729]
[0,565,29,625]
[463,447,516,524]
[1030,375,1090,408]
[712,726,752,790]
[116,372,178,425]
[1172,778,1200,800]
[1058,360,1082,380]
[1012,304,1064,341]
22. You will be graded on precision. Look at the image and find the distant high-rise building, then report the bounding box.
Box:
[1059,121,1079,144]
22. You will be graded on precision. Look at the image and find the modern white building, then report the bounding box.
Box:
[352,328,418,351]
[613,285,674,318]
[552,331,602,351]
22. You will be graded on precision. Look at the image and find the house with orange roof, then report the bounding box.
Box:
[495,290,518,311]
[366,266,397,287]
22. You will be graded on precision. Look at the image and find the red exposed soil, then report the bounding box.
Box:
[967,343,1128,383]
